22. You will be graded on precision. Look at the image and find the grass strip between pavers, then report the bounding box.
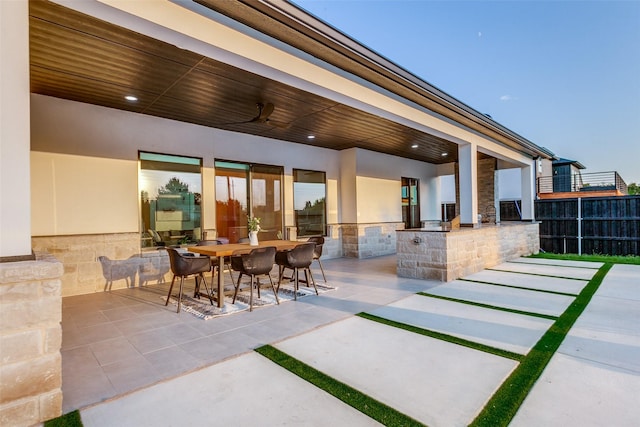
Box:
[469,262,613,427]
[486,268,589,281]
[357,312,523,362]
[255,345,425,427]
[530,252,640,265]
[460,278,579,297]
[44,410,83,427]
[417,292,558,321]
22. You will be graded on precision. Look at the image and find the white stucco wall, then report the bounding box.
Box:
[30,95,444,236]
[339,148,440,223]
[30,95,343,236]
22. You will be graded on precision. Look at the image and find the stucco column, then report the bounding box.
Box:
[0,1,31,258]
[458,143,478,226]
[520,162,536,221]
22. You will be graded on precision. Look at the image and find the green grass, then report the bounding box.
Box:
[460,279,578,297]
[44,410,83,427]
[469,262,613,427]
[357,312,523,361]
[255,345,425,427]
[417,292,558,321]
[530,252,640,265]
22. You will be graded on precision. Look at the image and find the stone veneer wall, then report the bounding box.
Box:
[0,253,63,426]
[477,157,497,223]
[31,233,162,297]
[397,222,540,281]
[31,230,343,297]
[340,222,404,258]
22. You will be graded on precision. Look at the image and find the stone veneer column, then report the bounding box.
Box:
[0,253,63,425]
[477,157,497,223]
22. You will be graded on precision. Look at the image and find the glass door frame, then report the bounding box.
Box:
[214,159,284,242]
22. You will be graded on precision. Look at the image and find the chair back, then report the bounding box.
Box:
[237,237,250,244]
[307,236,324,258]
[166,248,211,276]
[286,242,315,268]
[241,246,276,275]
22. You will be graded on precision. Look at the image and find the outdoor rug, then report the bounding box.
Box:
[162,282,336,320]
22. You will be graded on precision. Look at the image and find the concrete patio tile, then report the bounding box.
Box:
[366,294,553,355]
[509,353,640,427]
[274,316,518,426]
[101,354,163,395]
[425,280,574,317]
[464,270,588,294]
[489,261,597,280]
[557,264,640,372]
[81,352,381,427]
[510,261,640,427]
[509,257,603,269]
[595,264,640,301]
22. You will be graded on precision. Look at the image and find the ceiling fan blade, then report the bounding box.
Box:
[265,119,290,129]
[257,102,275,122]
[220,102,282,126]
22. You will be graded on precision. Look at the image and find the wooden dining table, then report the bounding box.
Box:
[187,240,305,307]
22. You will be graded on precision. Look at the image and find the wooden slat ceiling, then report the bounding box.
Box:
[29,0,459,164]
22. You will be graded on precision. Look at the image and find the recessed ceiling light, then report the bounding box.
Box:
[125,95,138,102]
[411,144,419,149]
[441,152,448,157]
[307,135,315,139]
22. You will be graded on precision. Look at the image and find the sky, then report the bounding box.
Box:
[292,0,640,185]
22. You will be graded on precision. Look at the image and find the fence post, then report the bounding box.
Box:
[577,198,582,255]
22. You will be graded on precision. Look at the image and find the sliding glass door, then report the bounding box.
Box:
[215,161,283,242]
[401,177,421,229]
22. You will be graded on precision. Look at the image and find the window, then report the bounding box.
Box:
[215,160,283,242]
[139,152,202,248]
[293,169,326,237]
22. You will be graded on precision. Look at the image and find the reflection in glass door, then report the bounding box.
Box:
[250,164,283,241]
[401,177,421,229]
[215,161,283,243]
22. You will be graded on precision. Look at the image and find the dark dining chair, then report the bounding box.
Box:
[196,239,234,284]
[165,248,213,313]
[276,242,317,300]
[307,236,327,282]
[231,246,278,311]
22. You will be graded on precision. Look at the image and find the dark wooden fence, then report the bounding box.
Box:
[535,196,640,256]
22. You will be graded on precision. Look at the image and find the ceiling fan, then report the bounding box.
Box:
[226,102,290,128]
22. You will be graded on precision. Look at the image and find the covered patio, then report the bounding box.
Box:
[60,254,437,413]
[2,1,552,424]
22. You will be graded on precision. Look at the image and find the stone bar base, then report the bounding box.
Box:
[341,222,404,258]
[0,253,63,426]
[397,222,540,281]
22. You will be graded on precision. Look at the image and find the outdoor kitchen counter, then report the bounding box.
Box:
[396,222,541,281]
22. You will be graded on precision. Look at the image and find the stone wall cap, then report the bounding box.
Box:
[0,252,63,284]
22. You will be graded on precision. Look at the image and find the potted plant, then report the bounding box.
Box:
[248,216,261,246]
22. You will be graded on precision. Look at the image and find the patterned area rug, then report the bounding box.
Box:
[163,282,336,320]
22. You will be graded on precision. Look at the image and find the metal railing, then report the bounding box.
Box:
[537,171,627,195]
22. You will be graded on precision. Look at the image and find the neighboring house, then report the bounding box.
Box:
[537,158,628,199]
[550,158,586,193]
